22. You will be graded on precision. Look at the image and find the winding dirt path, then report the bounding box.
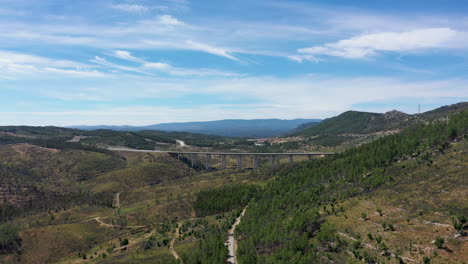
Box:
[93,217,146,229]
[170,224,182,263]
[226,205,248,264]
[114,192,121,208]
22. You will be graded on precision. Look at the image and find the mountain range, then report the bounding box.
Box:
[70,118,321,138]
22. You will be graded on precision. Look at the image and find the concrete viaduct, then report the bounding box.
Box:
[108,148,334,170]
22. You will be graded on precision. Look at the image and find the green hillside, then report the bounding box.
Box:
[0,126,253,150]
[0,107,466,264]
[236,110,468,263]
[293,110,383,136]
[419,102,468,120]
[293,103,468,138]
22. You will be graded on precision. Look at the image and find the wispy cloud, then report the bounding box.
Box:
[296,28,468,59]
[185,40,239,61]
[0,50,102,79]
[110,50,146,63]
[157,14,184,25]
[90,56,147,74]
[109,4,169,13]
[109,4,151,12]
[102,50,239,76]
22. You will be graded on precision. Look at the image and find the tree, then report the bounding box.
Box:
[434,237,444,249]
[120,238,129,246]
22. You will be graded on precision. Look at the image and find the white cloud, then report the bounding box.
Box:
[111,50,146,63]
[43,67,106,78]
[157,14,184,26]
[298,28,467,59]
[102,50,239,76]
[185,40,239,61]
[0,50,101,79]
[110,4,151,12]
[143,61,239,76]
[0,50,86,68]
[90,56,148,74]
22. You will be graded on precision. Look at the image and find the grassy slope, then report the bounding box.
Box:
[236,111,468,263]
[1,144,267,264]
[325,139,468,263]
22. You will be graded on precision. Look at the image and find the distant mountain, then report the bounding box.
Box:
[291,102,468,137]
[71,119,321,138]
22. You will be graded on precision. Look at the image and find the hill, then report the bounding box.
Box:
[293,103,468,138]
[236,110,468,263]
[0,105,466,264]
[0,126,256,150]
[71,118,321,138]
[418,102,468,120]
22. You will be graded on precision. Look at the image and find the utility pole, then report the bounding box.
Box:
[418,104,420,114]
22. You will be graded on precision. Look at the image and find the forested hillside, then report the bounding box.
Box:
[0,107,466,264]
[236,110,468,263]
[0,126,254,150]
[293,103,468,138]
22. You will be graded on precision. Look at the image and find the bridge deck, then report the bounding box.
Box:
[107,147,334,156]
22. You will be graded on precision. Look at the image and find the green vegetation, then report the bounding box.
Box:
[236,111,468,263]
[0,224,20,254]
[180,226,228,264]
[434,236,444,249]
[0,105,466,264]
[293,110,383,136]
[194,185,257,216]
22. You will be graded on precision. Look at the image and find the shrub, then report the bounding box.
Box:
[376,208,383,216]
[452,215,466,233]
[434,237,444,249]
[0,224,20,254]
[361,212,368,220]
[120,238,129,246]
[423,256,431,264]
[352,240,362,249]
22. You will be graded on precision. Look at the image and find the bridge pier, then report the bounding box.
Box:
[191,154,198,168]
[237,155,243,170]
[206,154,212,171]
[252,155,259,170]
[288,155,293,164]
[307,154,312,161]
[270,155,276,170]
[220,154,227,169]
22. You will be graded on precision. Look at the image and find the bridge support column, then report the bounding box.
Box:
[191,154,198,168]
[270,155,276,170]
[307,154,312,161]
[237,155,243,170]
[288,155,293,164]
[220,155,227,169]
[205,154,212,171]
[252,155,259,170]
[177,153,181,160]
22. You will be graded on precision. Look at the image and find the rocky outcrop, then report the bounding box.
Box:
[383,110,411,120]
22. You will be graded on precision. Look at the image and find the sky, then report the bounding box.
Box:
[1,0,468,126]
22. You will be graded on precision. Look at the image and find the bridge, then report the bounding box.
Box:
[108,147,334,170]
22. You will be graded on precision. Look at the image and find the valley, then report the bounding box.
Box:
[0,104,467,264]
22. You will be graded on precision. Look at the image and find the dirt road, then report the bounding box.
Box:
[170,224,182,262]
[226,205,248,264]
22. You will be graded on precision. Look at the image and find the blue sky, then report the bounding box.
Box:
[1,0,467,126]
